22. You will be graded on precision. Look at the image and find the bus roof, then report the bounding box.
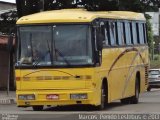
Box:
[17,9,146,24]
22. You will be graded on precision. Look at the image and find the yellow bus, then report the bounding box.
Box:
[15,9,149,110]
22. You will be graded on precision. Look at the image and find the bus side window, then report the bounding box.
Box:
[104,21,110,46]
[136,23,140,44]
[124,22,132,45]
[132,22,138,45]
[122,22,126,45]
[143,23,147,44]
[100,21,107,47]
[130,22,134,44]
[138,23,145,44]
[109,21,116,46]
[117,22,124,45]
[104,28,109,46]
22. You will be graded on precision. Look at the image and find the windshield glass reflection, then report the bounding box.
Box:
[18,25,93,67]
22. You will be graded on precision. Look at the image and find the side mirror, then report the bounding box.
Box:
[7,35,14,52]
[97,33,103,51]
[39,0,44,11]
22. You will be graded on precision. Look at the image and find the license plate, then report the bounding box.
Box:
[46,94,59,100]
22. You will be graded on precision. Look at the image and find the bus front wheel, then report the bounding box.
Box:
[96,83,107,110]
[130,77,140,104]
[32,106,44,111]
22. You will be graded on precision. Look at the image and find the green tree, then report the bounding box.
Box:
[145,14,154,54]
[16,0,160,17]
[0,10,17,34]
[119,0,159,12]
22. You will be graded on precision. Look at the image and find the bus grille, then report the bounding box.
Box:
[22,75,92,81]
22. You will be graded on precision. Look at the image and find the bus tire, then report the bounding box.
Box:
[96,83,107,110]
[130,76,140,104]
[120,97,130,104]
[32,105,44,111]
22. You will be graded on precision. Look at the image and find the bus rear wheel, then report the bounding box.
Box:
[32,105,44,111]
[121,76,140,104]
[120,97,130,104]
[147,87,151,92]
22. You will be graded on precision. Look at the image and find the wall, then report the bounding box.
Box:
[0,35,15,90]
[0,50,9,90]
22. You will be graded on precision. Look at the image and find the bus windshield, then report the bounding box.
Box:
[18,24,93,67]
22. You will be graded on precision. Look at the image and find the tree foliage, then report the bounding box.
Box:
[16,0,160,17]
[0,10,17,34]
[119,0,159,12]
[145,14,154,53]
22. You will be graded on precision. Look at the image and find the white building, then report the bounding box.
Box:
[146,12,159,36]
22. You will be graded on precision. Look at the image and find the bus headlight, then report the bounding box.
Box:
[70,93,87,99]
[18,94,35,100]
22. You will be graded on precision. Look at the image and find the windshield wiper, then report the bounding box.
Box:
[18,60,32,65]
[47,39,53,64]
[55,48,71,66]
[29,33,34,64]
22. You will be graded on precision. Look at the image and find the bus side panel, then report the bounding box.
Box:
[100,46,148,102]
[100,48,128,101]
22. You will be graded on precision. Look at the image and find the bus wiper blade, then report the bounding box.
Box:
[29,33,34,64]
[17,62,32,65]
[47,39,53,64]
[19,57,32,65]
[55,48,71,66]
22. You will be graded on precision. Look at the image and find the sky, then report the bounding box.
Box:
[0,0,15,3]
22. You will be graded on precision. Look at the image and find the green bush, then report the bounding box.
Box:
[154,56,159,60]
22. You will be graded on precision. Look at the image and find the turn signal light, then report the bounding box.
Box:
[16,77,20,81]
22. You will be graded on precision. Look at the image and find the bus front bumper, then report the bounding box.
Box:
[16,89,100,107]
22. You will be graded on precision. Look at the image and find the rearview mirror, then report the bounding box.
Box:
[97,34,103,51]
[39,0,44,11]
